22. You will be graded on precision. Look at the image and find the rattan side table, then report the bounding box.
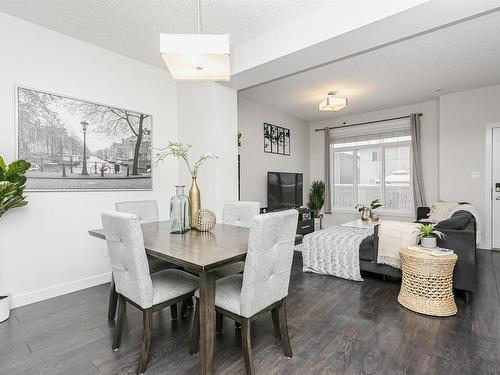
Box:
[398,248,458,317]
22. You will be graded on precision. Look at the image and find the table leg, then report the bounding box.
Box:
[199,272,216,375]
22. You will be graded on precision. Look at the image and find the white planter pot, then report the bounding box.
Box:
[421,237,437,249]
[0,294,11,323]
[314,218,321,231]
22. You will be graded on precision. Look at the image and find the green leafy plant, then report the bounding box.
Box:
[0,156,31,218]
[307,180,325,218]
[355,199,382,212]
[155,142,217,177]
[416,223,447,241]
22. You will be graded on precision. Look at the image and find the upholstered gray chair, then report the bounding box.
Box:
[190,209,298,375]
[222,200,260,227]
[115,200,159,223]
[110,200,183,321]
[102,211,198,375]
[213,201,261,279]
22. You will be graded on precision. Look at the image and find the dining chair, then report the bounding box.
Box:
[190,209,298,375]
[213,201,261,279]
[113,200,191,321]
[102,211,199,375]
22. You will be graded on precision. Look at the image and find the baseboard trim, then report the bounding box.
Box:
[11,272,111,308]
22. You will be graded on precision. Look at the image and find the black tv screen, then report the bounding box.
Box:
[267,172,303,210]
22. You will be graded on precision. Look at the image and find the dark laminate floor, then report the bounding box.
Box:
[1,250,499,375]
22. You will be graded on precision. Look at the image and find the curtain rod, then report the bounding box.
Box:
[314,113,423,132]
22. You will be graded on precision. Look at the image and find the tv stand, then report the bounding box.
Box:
[295,207,314,244]
[261,207,314,244]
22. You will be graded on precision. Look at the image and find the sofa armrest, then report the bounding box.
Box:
[438,228,477,292]
[416,207,430,221]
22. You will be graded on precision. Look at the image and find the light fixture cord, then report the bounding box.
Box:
[197,0,202,34]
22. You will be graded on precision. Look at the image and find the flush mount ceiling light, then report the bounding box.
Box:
[318,91,348,112]
[160,0,230,81]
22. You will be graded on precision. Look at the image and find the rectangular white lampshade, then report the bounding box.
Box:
[319,96,348,111]
[160,34,230,81]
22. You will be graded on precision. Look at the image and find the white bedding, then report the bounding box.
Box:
[302,226,372,281]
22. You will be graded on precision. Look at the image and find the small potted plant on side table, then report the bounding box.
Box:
[0,156,31,323]
[355,199,382,221]
[307,180,325,230]
[416,223,446,248]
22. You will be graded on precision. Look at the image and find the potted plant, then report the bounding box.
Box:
[0,156,31,322]
[355,199,382,221]
[416,223,446,248]
[307,180,325,230]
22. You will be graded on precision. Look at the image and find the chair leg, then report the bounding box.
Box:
[271,307,281,340]
[241,318,255,375]
[138,308,153,375]
[170,303,178,321]
[278,299,292,358]
[464,291,473,304]
[112,295,126,350]
[108,276,118,321]
[216,312,224,334]
[181,298,191,318]
[189,298,200,355]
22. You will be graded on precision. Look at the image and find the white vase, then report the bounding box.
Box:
[314,218,321,231]
[421,237,437,248]
[0,293,11,323]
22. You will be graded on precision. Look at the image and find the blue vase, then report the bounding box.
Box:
[170,185,191,234]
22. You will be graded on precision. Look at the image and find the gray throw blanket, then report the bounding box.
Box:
[302,226,372,281]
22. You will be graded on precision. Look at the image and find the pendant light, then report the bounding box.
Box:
[160,0,230,81]
[319,91,348,111]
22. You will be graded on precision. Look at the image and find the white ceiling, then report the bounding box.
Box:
[0,0,330,69]
[240,10,500,122]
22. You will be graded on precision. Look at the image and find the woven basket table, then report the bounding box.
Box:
[398,248,458,317]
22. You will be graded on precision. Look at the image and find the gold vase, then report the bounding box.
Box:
[188,176,201,226]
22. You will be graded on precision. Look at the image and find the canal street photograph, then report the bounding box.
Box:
[16,87,152,190]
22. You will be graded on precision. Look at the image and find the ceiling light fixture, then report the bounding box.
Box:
[319,91,348,112]
[160,0,230,81]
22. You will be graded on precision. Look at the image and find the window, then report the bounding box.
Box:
[331,120,412,213]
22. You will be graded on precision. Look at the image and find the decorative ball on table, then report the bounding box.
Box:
[192,209,216,232]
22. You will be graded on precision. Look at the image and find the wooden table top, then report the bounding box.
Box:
[89,220,249,273]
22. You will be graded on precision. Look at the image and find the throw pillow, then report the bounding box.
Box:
[427,201,459,222]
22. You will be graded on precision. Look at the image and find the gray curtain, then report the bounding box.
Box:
[410,113,426,208]
[324,127,332,214]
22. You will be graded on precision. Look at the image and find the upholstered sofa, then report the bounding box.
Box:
[359,208,477,302]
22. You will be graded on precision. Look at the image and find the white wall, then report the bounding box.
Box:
[238,96,310,207]
[309,100,439,226]
[177,82,238,219]
[439,84,500,249]
[0,13,178,307]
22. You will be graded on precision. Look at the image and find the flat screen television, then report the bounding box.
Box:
[267,172,303,210]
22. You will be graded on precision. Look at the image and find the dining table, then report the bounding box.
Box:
[89,220,249,375]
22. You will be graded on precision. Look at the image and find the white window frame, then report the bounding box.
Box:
[332,139,413,216]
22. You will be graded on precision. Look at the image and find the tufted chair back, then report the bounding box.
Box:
[115,200,159,223]
[239,209,298,317]
[222,201,260,228]
[101,211,154,309]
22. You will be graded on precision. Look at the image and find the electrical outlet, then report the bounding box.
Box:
[471,171,480,179]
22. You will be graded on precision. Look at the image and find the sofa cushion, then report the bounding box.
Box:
[436,211,472,230]
[359,235,376,261]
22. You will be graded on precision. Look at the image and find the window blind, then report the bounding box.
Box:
[330,119,411,148]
